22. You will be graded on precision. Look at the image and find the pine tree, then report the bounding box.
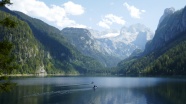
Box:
[0,0,17,92]
[0,0,12,6]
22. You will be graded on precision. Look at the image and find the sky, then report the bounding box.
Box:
[7,0,186,32]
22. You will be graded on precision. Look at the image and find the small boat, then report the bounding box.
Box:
[93,85,98,89]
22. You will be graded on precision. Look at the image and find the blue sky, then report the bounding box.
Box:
[7,0,186,32]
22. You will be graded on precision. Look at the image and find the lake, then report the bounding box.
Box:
[0,76,186,104]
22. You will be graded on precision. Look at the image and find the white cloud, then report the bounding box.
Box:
[57,17,86,28]
[124,2,145,19]
[7,0,86,29]
[63,1,84,15]
[98,14,126,29]
[141,10,146,13]
[98,21,110,29]
[105,14,126,25]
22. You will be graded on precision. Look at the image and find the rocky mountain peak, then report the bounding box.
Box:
[144,6,186,54]
[61,23,153,67]
[158,7,175,27]
[164,7,175,14]
[119,23,153,45]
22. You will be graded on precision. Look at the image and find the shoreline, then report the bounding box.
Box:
[1,74,186,77]
[0,73,81,77]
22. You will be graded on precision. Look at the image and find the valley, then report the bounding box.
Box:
[1,5,186,76]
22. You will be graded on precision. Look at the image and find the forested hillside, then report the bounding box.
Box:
[117,6,186,76]
[0,8,104,75]
[118,31,186,76]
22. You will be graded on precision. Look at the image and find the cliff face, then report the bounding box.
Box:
[117,6,186,76]
[144,6,186,54]
[158,7,175,27]
[61,28,121,67]
[61,24,153,67]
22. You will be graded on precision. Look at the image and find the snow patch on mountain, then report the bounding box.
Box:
[62,23,154,67]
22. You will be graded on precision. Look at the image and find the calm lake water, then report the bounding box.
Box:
[0,76,186,104]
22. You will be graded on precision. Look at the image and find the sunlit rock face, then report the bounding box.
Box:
[61,24,153,67]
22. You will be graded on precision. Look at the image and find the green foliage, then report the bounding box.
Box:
[0,0,12,7]
[13,11,104,74]
[0,0,17,92]
[0,40,16,74]
[143,39,186,75]
[118,31,186,76]
[0,17,16,28]
[0,76,16,93]
[0,41,17,92]
[0,10,58,74]
[0,8,104,75]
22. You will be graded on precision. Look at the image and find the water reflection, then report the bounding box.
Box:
[0,77,186,104]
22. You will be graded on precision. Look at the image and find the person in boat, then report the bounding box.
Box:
[93,85,97,89]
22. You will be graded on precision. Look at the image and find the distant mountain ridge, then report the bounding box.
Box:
[61,24,153,67]
[61,28,120,67]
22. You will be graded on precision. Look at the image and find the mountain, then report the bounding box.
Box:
[158,7,175,27]
[117,6,186,76]
[0,7,104,75]
[144,7,186,54]
[61,28,120,67]
[61,24,153,67]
